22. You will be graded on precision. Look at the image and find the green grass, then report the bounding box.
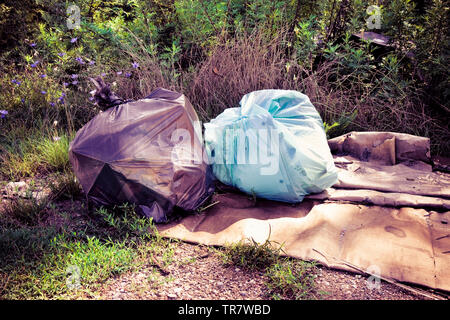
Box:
[221,238,283,272]
[36,134,71,172]
[0,128,72,180]
[2,235,137,299]
[2,197,48,227]
[221,239,319,300]
[0,201,177,299]
[265,260,318,300]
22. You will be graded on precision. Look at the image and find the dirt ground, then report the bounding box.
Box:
[97,241,435,300]
[1,177,447,301]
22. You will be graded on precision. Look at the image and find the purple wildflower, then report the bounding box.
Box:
[11,79,17,84]
[116,71,122,75]
[41,90,47,95]
[75,57,85,64]
[63,82,69,87]
[58,52,66,57]
[125,72,132,78]
[0,110,8,118]
[70,37,78,43]
[71,74,78,79]
[89,96,94,101]
[89,60,95,65]
[72,80,78,85]
[30,43,36,47]
[40,74,47,78]
[21,98,25,103]
[132,62,139,69]
[101,73,107,77]
[30,60,39,68]
[49,102,55,107]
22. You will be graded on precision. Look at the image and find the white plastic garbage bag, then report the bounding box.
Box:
[204,89,338,202]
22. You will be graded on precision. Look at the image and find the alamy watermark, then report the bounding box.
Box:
[66,265,81,290]
[365,265,382,290]
[170,122,281,176]
[67,4,81,30]
[366,5,381,30]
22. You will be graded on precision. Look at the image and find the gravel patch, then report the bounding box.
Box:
[98,242,429,300]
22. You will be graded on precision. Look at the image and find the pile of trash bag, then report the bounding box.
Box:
[69,87,214,223]
[70,82,337,222]
[204,89,338,203]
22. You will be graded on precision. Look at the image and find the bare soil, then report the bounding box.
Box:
[97,241,429,300]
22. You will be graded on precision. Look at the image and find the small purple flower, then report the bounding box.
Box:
[71,74,78,79]
[30,43,36,47]
[89,96,94,101]
[125,72,132,78]
[0,110,8,118]
[30,60,39,68]
[116,71,122,75]
[40,74,47,78]
[60,93,66,98]
[58,52,66,57]
[132,62,139,69]
[49,102,55,107]
[70,37,78,43]
[75,57,85,64]
[89,60,95,65]
[101,73,107,77]
[11,79,17,84]
[21,98,25,103]
[63,82,69,87]
[41,90,47,95]
[72,80,78,85]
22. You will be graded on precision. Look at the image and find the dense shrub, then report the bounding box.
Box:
[0,0,448,157]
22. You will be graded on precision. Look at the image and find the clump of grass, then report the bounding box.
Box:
[221,238,318,299]
[36,133,71,172]
[187,29,286,121]
[0,133,41,179]
[221,238,283,272]
[0,128,72,180]
[3,197,48,227]
[265,259,318,300]
[94,203,154,241]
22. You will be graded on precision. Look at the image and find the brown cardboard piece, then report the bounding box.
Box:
[158,132,450,291]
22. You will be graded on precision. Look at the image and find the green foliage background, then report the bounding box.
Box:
[0,0,449,155]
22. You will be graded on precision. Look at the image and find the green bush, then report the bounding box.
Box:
[0,0,448,161]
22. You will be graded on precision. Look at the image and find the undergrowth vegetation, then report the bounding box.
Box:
[0,201,176,299]
[0,0,449,159]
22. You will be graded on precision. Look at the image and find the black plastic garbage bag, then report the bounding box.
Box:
[69,88,214,223]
